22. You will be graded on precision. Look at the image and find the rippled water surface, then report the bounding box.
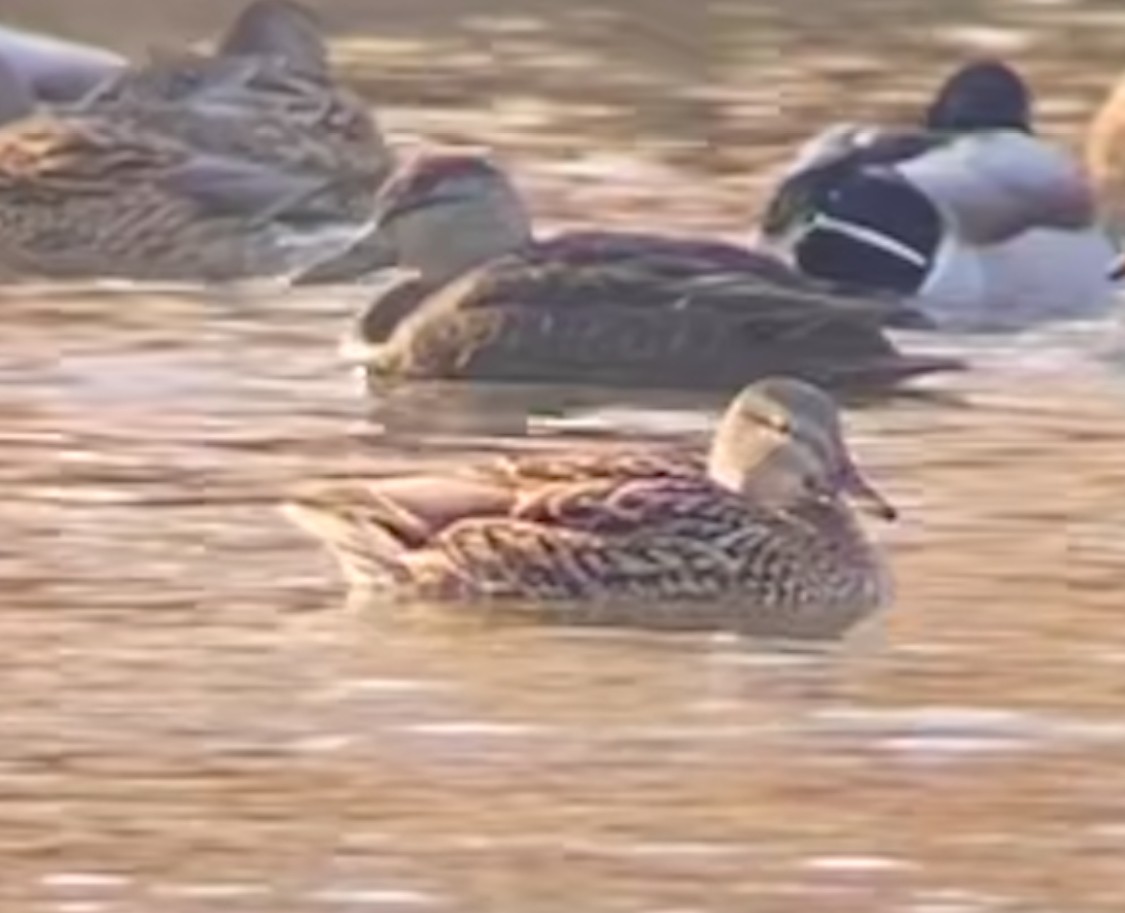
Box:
[4,0,1125,910]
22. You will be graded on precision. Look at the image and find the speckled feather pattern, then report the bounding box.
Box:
[366,250,946,389]
[76,54,390,219]
[348,153,957,390]
[287,450,886,637]
[0,115,346,280]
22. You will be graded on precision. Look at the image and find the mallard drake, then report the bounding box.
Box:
[284,378,893,638]
[311,152,959,392]
[3,2,391,222]
[760,59,1117,330]
[0,57,366,282]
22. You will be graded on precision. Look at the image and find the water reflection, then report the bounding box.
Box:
[3,0,1125,909]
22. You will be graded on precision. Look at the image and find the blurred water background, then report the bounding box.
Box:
[3,0,1125,910]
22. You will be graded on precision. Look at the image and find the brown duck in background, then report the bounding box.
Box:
[0,56,369,282]
[311,153,961,393]
[76,0,392,222]
[0,1,392,224]
[285,378,894,639]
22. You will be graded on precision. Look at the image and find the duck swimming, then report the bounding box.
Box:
[312,152,959,393]
[284,377,893,638]
[759,59,1117,330]
[0,1,392,223]
[0,54,367,282]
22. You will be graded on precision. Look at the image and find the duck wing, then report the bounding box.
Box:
[0,115,184,192]
[284,453,717,595]
[161,152,351,222]
[0,114,333,220]
[78,56,387,224]
[761,123,941,239]
[495,449,703,484]
[363,252,955,387]
[535,230,804,282]
[431,251,911,325]
[283,470,517,587]
[427,474,758,600]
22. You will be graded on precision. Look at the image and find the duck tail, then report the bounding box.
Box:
[281,481,415,589]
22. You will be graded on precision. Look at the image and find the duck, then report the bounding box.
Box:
[759,59,1117,330]
[283,377,894,638]
[0,55,368,282]
[309,151,960,393]
[1,1,392,222]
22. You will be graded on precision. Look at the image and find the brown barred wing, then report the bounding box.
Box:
[528,231,806,284]
[431,476,759,600]
[0,117,181,195]
[494,449,703,484]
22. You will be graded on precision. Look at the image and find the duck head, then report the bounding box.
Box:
[925,59,1032,134]
[88,2,328,107]
[216,0,329,77]
[369,152,534,285]
[708,378,896,520]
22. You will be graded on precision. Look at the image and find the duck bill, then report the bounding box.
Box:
[839,457,897,521]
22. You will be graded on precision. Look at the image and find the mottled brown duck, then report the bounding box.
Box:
[0,56,366,282]
[285,378,893,638]
[310,152,960,392]
[13,1,391,222]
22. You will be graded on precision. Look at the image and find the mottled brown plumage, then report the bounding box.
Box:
[284,379,893,638]
[74,1,391,220]
[322,153,960,392]
[0,3,387,280]
[0,111,363,281]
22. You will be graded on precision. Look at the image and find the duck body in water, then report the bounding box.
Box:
[74,1,392,222]
[315,153,959,394]
[284,378,894,639]
[0,1,392,233]
[0,56,368,283]
[759,60,1117,331]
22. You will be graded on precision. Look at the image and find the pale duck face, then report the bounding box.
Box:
[708,378,896,520]
[371,152,534,284]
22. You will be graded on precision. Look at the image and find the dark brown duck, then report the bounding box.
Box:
[315,152,961,392]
